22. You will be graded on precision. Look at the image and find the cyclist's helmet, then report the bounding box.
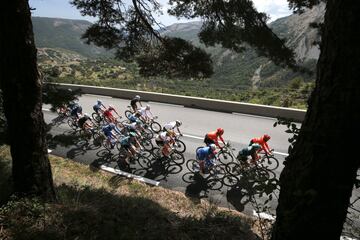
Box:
[252,143,262,150]
[97,99,102,105]
[216,128,224,135]
[146,104,150,110]
[135,95,141,100]
[175,120,182,127]
[109,123,116,130]
[108,105,115,111]
[209,144,217,152]
[263,134,271,141]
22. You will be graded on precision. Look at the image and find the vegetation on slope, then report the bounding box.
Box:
[0,146,261,240]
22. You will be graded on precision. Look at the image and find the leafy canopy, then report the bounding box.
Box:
[71,0,325,78]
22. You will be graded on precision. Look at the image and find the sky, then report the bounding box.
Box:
[29,0,293,25]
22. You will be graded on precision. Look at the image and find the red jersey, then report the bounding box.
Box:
[103,110,113,118]
[206,131,225,147]
[251,136,271,154]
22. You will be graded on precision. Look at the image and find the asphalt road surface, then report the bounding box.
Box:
[43,93,359,227]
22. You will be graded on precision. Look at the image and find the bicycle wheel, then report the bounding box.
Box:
[150,121,162,133]
[142,129,153,140]
[124,110,132,119]
[67,118,77,130]
[92,112,102,123]
[226,162,245,177]
[182,172,196,183]
[207,178,223,191]
[170,152,185,165]
[103,139,113,151]
[186,159,199,173]
[137,155,151,168]
[141,139,153,151]
[92,133,104,146]
[262,156,279,171]
[174,139,186,153]
[217,151,234,164]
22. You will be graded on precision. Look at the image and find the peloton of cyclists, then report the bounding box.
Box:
[163,120,183,136]
[103,105,120,123]
[196,144,218,174]
[204,128,226,148]
[155,130,176,158]
[93,99,106,114]
[102,123,121,149]
[130,95,142,112]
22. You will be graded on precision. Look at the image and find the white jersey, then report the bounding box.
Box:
[163,121,177,131]
[156,132,169,141]
[138,107,150,117]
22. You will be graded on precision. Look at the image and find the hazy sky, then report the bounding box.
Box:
[29,0,292,25]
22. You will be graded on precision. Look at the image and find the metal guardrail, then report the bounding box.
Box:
[45,83,306,122]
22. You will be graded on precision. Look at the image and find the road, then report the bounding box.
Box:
[44,93,293,217]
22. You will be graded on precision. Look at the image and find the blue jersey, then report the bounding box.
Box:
[128,114,138,123]
[93,102,102,112]
[196,147,215,161]
[102,125,114,136]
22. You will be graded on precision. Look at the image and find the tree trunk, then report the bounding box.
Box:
[272,0,360,239]
[0,0,56,200]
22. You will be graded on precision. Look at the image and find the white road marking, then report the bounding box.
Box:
[84,94,113,99]
[252,210,276,221]
[274,151,289,157]
[183,134,203,140]
[47,149,53,153]
[42,108,51,112]
[100,165,160,186]
[340,237,358,240]
[148,101,184,108]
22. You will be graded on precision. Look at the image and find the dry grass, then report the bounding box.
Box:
[0,146,260,240]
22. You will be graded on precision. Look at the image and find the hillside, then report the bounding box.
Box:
[162,4,325,88]
[0,146,261,240]
[32,17,112,58]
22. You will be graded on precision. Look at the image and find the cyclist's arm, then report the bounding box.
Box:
[219,135,225,144]
[176,127,183,136]
[263,142,271,155]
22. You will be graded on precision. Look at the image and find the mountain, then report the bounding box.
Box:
[162,4,325,88]
[32,17,112,58]
[33,4,324,88]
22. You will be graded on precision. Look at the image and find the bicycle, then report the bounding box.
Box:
[257,149,279,171]
[185,158,226,190]
[216,141,235,164]
[67,117,78,130]
[172,134,186,153]
[152,147,185,166]
[142,116,162,133]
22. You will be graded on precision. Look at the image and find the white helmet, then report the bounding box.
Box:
[84,113,89,118]
[135,95,140,100]
[209,144,216,151]
[175,120,182,127]
[146,104,150,110]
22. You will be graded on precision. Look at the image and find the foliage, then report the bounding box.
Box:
[70,0,213,78]
[42,85,83,111]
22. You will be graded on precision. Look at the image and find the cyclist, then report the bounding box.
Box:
[102,123,121,149]
[163,120,183,136]
[250,134,272,155]
[138,105,153,123]
[123,120,143,137]
[196,144,218,174]
[119,132,142,164]
[78,113,93,131]
[103,105,120,123]
[204,128,225,148]
[69,102,82,120]
[130,95,142,112]
[93,99,106,114]
[155,131,175,157]
[128,113,140,123]
[237,143,262,164]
